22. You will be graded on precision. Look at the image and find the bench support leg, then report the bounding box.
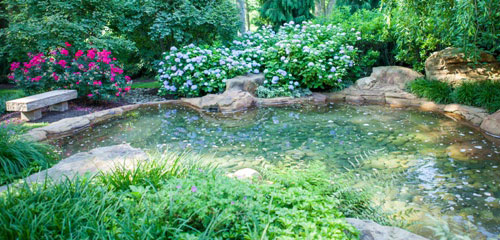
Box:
[49,101,69,112]
[21,109,42,121]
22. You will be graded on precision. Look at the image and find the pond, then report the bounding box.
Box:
[55,104,500,239]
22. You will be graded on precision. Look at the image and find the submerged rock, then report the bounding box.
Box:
[345,218,428,240]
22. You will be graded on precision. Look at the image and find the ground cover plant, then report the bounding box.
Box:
[0,89,25,115]
[9,42,132,100]
[156,21,367,98]
[0,153,389,239]
[408,78,500,113]
[0,122,58,185]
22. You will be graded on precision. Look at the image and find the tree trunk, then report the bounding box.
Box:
[326,0,336,16]
[245,0,250,31]
[237,0,246,33]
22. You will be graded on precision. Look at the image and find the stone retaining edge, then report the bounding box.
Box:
[22,92,499,142]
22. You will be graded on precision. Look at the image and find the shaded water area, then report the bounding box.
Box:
[55,104,500,239]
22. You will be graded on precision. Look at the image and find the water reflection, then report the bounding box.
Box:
[56,104,500,239]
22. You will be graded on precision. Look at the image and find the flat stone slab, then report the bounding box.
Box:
[0,144,148,192]
[345,218,428,240]
[6,90,77,112]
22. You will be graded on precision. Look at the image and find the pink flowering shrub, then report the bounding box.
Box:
[9,42,132,100]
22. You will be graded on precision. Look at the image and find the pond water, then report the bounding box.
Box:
[55,104,500,239]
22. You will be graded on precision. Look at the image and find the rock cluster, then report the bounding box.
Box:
[425,47,500,84]
[345,218,428,240]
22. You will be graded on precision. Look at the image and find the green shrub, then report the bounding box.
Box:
[157,21,364,98]
[1,0,240,79]
[0,153,390,239]
[452,80,500,113]
[0,123,59,185]
[407,78,453,104]
[408,78,500,113]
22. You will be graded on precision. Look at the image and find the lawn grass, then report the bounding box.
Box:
[0,89,25,115]
[132,81,160,89]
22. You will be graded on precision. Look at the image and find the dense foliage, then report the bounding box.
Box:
[157,21,369,98]
[408,78,500,113]
[382,0,500,71]
[0,0,240,82]
[9,43,132,100]
[258,0,315,27]
[0,154,389,239]
[0,122,58,185]
[0,89,24,115]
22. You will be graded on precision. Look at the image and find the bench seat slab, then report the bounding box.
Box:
[6,90,77,112]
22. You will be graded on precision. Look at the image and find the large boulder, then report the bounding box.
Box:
[345,218,428,240]
[425,47,500,84]
[355,66,424,91]
[0,144,148,192]
[225,74,265,95]
[182,90,256,113]
[481,110,500,137]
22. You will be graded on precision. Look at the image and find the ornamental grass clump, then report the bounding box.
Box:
[0,152,390,239]
[156,21,363,98]
[9,42,132,100]
[0,123,59,185]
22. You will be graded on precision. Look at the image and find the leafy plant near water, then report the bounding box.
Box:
[408,78,500,113]
[0,123,59,185]
[0,152,391,239]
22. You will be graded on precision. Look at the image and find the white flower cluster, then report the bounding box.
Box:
[156,21,361,97]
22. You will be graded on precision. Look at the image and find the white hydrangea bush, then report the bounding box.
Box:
[156,22,362,98]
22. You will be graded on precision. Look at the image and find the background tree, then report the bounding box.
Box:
[259,0,315,27]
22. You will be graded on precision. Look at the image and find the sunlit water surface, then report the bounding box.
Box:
[55,104,500,239]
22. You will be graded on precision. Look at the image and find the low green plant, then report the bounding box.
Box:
[0,153,392,239]
[408,78,500,113]
[451,80,500,113]
[0,123,59,185]
[407,78,453,104]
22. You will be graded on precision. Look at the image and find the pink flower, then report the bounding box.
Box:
[191,186,198,193]
[118,88,122,92]
[75,50,84,58]
[87,93,93,98]
[76,81,80,85]
[115,92,120,97]
[10,62,20,71]
[52,72,59,81]
[8,75,14,80]
[32,76,42,82]
[58,60,67,67]
[125,76,131,81]
[65,42,72,47]
[87,50,96,59]
[124,86,131,92]
[60,49,69,55]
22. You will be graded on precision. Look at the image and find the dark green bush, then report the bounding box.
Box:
[0,0,240,79]
[0,123,59,185]
[0,89,25,115]
[0,155,390,239]
[452,80,500,113]
[408,78,500,113]
[407,78,453,104]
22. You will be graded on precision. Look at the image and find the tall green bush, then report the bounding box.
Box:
[0,0,240,80]
[381,0,500,71]
[258,0,315,27]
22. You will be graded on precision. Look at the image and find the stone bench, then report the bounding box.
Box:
[6,90,77,121]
